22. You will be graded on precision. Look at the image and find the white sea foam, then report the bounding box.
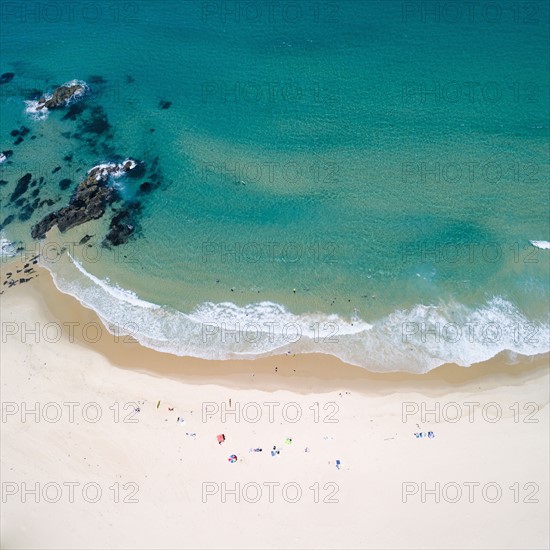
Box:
[41,253,550,373]
[0,236,18,258]
[0,153,6,164]
[25,99,50,120]
[68,253,160,310]
[530,240,550,250]
[63,79,89,100]
[88,159,137,181]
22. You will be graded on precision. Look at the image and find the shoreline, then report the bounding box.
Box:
[6,227,548,376]
[2,259,548,393]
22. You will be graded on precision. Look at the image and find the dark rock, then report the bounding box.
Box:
[0,72,15,85]
[56,184,114,233]
[10,129,19,137]
[38,198,56,208]
[52,166,61,174]
[19,204,34,221]
[62,102,86,121]
[19,126,30,136]
[63,153,73,162]
[36,82,86,110]
[81,106,110,135]
[125,161,146,178]
[32,160,141,239]
[31,211,58,239]
[159,100,172,110]
[15,197,26,207]
[0,214,15,230]
[139,181,153,193]
[88,75,107,84]
[104,207,139,246]
[125,75,135,84]
[106,227,134,247]
[79,234,93,245]
[14,136,23,145]
[0,180,7,186]
[2,150,13,158]
[59,178,72,190]
[10,173,32,202]
[31,188,40,197]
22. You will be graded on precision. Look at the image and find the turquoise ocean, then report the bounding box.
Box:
[1,0,549,372]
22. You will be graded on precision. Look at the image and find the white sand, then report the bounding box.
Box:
[1,264,548,549]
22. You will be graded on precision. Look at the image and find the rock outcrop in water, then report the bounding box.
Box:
[10,173,32,203]
[36,82,86,110]
[0,72,15,85]
[103,200,143,247]
[31,159,139,240]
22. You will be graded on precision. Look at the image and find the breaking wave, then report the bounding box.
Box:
[0,236,19,258]
[530,240,550,250]
[39,252,550,373]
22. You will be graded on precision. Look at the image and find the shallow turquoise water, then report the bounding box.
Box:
[1,0,549,371]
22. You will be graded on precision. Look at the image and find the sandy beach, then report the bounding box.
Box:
[0,258,548,549]
[2,2,548,546]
